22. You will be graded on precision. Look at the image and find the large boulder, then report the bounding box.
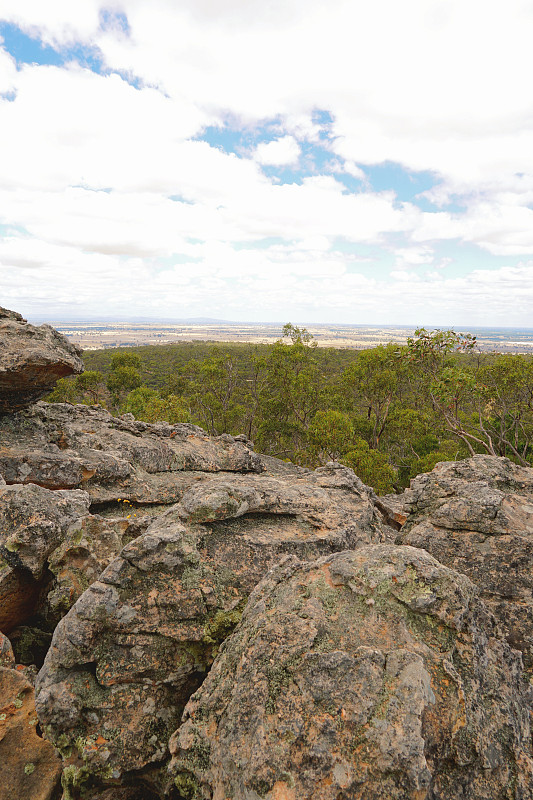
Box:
[0,402,263,503]
[35,464,391,790]
[0,307,83,413]
[396,455,533,674]
[168,545,533,800]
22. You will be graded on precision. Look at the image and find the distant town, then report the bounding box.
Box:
[45,320,533,353]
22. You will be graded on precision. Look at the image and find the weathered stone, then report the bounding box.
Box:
[396,455,533,673]
[0,306,83,413]
[0,630,15,667]
[0,481,90,578]
[0,666,62,800]
[374,491,411,528]
[35,463,391,787]
[0,402,263,503]
[168,545,533,800]
[45,512,152,617]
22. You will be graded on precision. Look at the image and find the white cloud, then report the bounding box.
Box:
[254,136,300,166]
[393,246,434,269]
[0,0,533,323]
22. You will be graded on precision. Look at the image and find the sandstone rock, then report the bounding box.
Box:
[0,307,83,413]
[396,455,533,673]
[0,666,62,800]
[45,512,152,617]
[0,402,263,503]
[168,545,533,800]
[35,463,391,788]
[0,481,90,578]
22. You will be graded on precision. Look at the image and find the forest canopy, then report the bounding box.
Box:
[46,325,533,495]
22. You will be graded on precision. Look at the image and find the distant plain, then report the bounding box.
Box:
[48,321,533,353]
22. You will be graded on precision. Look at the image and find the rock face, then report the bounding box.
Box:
[0,307,83,413]
[35,463,390,786]
[168,546,533,800]
[396,455,533,675]
[0,481,90,579]
[0,402,263,502]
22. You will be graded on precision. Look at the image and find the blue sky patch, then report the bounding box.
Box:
[0,22,103,71]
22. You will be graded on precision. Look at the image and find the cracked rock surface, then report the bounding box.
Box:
[396,455,533,674]
[168,545,533,800]
[35,464,391,786]
[0,402,263,503]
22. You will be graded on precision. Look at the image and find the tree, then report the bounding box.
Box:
[123,387,192,424]
[342,343,405,449]
[184,351,246,436]
[75,371,104,404]
[255,325,323,459]
[111,352,142,371]
[307,410,354,463]
[107,366,142,404]
[342,439,397,495]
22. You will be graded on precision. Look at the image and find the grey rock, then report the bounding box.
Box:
[35,463,391,784]
[168,545,533,800]
[396,455,533,674]
[0,481,90,578]
[0,402,264,503]
[0,307,83,413]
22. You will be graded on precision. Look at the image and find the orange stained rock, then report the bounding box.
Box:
[271,781,296,800]
[0,667,61,800]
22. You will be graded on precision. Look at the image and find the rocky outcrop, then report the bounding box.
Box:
[0,402,263,502]
[35,463,390,788]
[396,455,533,674]
[0,307,83,413]
[1,309,533,800]
[168,546,533,800]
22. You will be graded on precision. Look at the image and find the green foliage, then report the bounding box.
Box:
[106,365,142,397]
[75,370,104,404]
[308,410,354,463]
[342,439,397,494]
[44,324,533,491]
[46,376,80,404]
[110,352,142,371]
[123,387,192,423]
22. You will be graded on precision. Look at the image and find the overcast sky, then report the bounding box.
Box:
[1,0,533,327]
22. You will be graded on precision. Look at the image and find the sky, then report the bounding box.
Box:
[0,1,533,327]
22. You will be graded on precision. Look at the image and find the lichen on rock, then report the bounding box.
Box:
[168,545,533,800]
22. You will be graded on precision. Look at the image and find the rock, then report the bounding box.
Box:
[0,666,62,800]
[45,512,152,617]
[168,545,533,800]
[0,402,264,503]
[374,491,411,529]
[0,631,15,667]
[0,307,83,413]
[0,481,90,578]
[396,455,533,673]
[35,463,391,787]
